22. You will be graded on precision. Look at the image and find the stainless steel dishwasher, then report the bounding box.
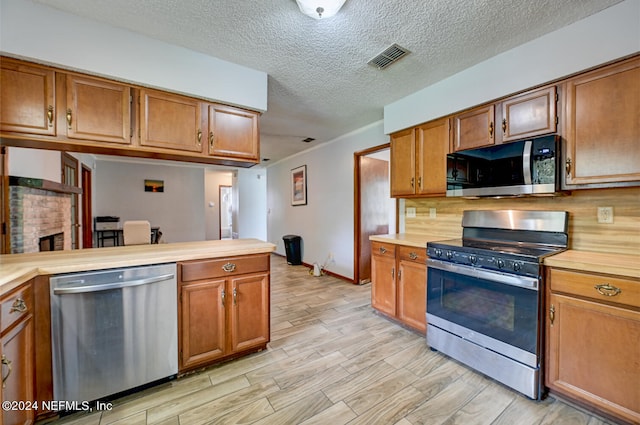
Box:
[50,263,178,404]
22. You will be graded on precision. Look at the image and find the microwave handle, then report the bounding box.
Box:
[522,140,532,185]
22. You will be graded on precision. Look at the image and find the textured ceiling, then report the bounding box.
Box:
[33,0,623,164]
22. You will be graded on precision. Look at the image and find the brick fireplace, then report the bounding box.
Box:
[9,177,79,254]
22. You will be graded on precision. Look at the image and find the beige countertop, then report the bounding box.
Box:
[369,233,453,248]
[543,250,640,279]
[369,234,639,279]
[0,239,276,295]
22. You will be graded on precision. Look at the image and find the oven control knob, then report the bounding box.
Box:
[496,259,505,269]
[513,262,522,272]
[469,254,477,264]
[446,251,453,260]
[434,248,443,258]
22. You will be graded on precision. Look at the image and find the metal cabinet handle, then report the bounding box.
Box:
[209,132,215,150]
[1,355,12,388]
[410,177,414,188]
[391,268,395,279]
[9,298,27,314]
[502,118,507,133]
[379,247,387,254]
[549,304,555,326]
[47,105,54,126]
[565,158,572,176]
[233,287,237,305]
[417,176,422,189]
[221,289,226,306]
[222,262,236,272]
[594,284,621,297]
[409,252,418,260]
[66,108,73,129]
[197,130,202,146]
[489,121,494,137]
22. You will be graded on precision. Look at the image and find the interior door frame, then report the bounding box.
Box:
[62,152,79,249]
[81,164,93,248]
[0,147,8,254]
[219,185,232,240]
[353,143,396,285]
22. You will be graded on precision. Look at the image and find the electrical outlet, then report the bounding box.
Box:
[429,208,437,219]
[597,207,614,224]
[406,207,416,218]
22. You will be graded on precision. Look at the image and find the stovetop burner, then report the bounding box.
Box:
[427,210,569,277]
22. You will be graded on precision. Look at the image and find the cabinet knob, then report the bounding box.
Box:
[222,262,236,272]
[565,158,572,176]
[209,132,215,150]
[1,355,12,388]
[197,130,202,146]
[549,304,555,326]
[489,121,494,138]
[594,283,621,297]
[47,105,54,126]
[502,118,507,133]
[379,246,387,254]
[409,252,418,260]
[66,109,73,129]
[9,298,27,314]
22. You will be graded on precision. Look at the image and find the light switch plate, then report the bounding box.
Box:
[406,207,416,218]
[429,208,437,219]
[597,206,613,224]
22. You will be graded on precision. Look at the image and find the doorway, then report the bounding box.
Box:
[219,185,232,239]
[62,153,79,249]
[81,165,93,248]
[354,144,396,285]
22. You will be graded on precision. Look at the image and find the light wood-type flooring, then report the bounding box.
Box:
[49,254,616,425]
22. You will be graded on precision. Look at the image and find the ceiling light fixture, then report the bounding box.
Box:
[296,0,346,19]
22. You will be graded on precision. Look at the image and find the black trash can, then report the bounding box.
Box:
[282,235,302,265]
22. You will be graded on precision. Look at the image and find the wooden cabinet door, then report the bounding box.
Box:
[66,74,131,144]
[208,104,259,160]
[1,318,35,425]
[371,254,396,317]
[180,279,226,370]
[397,259,426,333]
[229,273,269,353]
[546,293,640,424]
[564,57,640,186]
[500,86,556,142]
[390,128,416,197]
[140,89,204,153]
[1,60,56,136]
[453,104,495,151]
[416,118,450,196]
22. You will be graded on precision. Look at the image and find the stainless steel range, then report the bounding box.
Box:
[426,210,568,400]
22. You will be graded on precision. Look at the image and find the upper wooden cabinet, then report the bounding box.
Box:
[453,86,557,151]
[1,60,56,136]
[563,56,640,187]
[453,104,495,151]
[139,88,204,153]
[390,118,450,197]
[499,86,557,142]
[65,74,131,144]
[207,104,259,161]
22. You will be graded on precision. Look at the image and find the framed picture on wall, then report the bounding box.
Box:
[291,165,307,206]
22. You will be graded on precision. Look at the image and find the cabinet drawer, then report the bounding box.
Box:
[371,241,396,258]
[1,283,34,333]
[180,255,269,282]
[398,246,427,264]
[549,268,640,309]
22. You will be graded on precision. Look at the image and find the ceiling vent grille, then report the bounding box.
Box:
[368,44,410,70]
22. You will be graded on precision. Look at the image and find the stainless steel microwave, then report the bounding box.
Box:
[446,135,560,197]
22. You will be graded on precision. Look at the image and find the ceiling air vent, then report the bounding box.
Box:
[368,43,410,70]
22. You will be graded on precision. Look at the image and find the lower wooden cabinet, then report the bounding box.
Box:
[178,254,270,372]
[371,241,427,333]
[546,267,640,424]
[1,280,35,425]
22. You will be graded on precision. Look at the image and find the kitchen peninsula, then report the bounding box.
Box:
[0,239,275,424]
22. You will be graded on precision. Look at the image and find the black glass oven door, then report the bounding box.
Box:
[427,259,540,358]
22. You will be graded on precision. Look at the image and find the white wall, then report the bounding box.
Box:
[0,0,267,112]
[384,0,640,134]
[7,147,61,182]
[267,121,389,280]
[237,168,267,241]
[94,160,206,243]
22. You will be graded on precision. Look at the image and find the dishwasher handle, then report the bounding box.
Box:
[53,273,175,295]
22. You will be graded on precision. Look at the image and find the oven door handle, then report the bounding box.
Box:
[427,259,539,290]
